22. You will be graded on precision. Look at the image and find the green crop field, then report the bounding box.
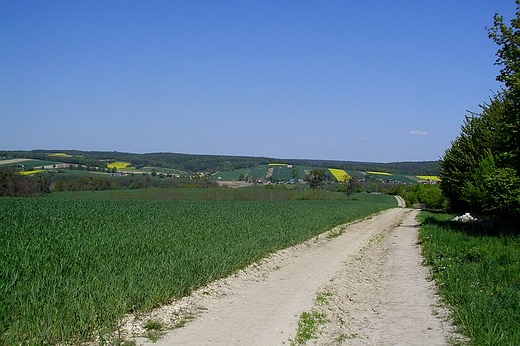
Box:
[388,174,418,184]
[139,166,189,176]
[247,165,267,179]
[52,186,308,201]
[0,194,395,344]
[0,159,59,168]
[213,168,249,181]
[269,165,294,181]
[212,165,270,181]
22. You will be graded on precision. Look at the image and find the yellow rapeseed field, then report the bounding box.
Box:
[20,170,46,176]
[367,171,392,176]
[329,168,351,181]
[416,175,441,181]
[107,161,131,170]
[48,153,71,157]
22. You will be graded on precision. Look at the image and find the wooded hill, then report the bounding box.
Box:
[1,150,439,176]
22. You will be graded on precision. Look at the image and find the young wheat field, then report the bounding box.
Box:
[0,193,395,344]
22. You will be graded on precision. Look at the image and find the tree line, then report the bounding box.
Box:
[440,2,520,225]
[0,168,217,197]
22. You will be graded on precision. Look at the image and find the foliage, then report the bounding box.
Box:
[440,3,520,222]
[440,99,520,220]
[488,1,520,173]
[307,169,326,190]
[0,168,40,197]
[50,173,217,192]
[0,195,395,344]
[392,183,445,209]
[419,212,520,345]
[461,150,520,217]
[344,176,358,199]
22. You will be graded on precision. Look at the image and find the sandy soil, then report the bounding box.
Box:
[117,207,458,345]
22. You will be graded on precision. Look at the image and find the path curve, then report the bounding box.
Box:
[119,208,456,345]
[394,195,406,208]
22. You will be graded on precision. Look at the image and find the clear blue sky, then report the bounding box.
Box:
[0,1,516,162]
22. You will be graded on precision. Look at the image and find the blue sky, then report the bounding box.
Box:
[0,1,516,162]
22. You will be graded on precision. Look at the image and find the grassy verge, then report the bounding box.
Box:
[419,212,520,345]
[1,194,395,344]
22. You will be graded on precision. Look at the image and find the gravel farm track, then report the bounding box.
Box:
[116,201,461,345]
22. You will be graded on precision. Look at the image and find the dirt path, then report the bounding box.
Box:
[394,195,406,208]
[120,208,456,345]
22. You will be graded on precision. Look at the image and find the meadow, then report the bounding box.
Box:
[419,212,520,345]
[0,191,395,344]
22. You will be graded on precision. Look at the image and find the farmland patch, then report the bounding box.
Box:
[107,161,132,170]
[20,169,46,176]
[0,195,395,344]
[416,175,441,182]
[329,168,350,182]
[366,171,392,176]
[0,159,58,168]
[0,158,32,165]
[47,153,73,158]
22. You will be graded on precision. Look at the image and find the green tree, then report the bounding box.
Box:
[487,1,520,171]
[38,175,50,196]
[440,2,520,220]
[440,95,507,211]
[88,177,96,192]
[461,150,520,217]
[0,168,38,196]
[344,176,357,199]
[308,169,326,190]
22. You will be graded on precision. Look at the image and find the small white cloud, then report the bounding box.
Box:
[409,130,428,135]
[347,136,367,141]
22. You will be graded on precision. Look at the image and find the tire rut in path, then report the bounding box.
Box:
[124,208,454,345]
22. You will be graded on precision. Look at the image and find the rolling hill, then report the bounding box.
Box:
[1,150,439,180]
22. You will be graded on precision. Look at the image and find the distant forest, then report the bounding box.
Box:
[1,150,439,175]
